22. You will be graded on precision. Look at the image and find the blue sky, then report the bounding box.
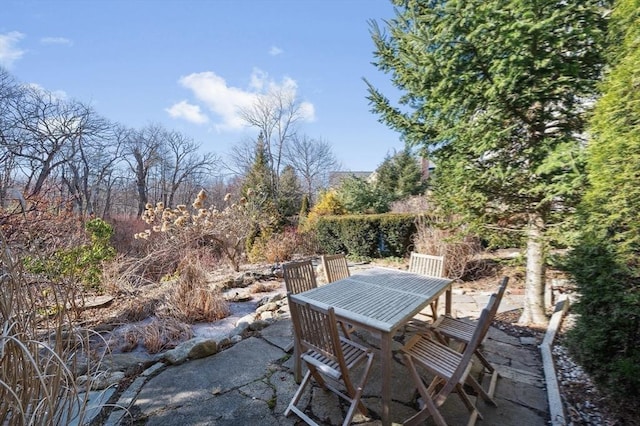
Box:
[1,0,406,172]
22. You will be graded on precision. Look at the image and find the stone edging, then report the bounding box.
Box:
[540,296,570,426]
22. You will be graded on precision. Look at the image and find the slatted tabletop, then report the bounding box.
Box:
[290,267,451,333]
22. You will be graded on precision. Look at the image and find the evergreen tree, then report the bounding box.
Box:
[366,0,609,324]
[375,148,426,201]
[242,132,273,202]
[242,133,279,248]
[278,165,303,218]
[337,176,390,214]
[566,0,640,398]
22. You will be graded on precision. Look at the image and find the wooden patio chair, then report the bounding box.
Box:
[408,252,446,322]
[320,254,357,337]
[283,259,318,295]
[283,260,319,360]
[283,259,352,381]
[425,276,509,397]
[321,254,350,283]
[401,297,499,426]
[285,297,375,426]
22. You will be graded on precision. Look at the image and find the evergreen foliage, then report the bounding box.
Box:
[299,194,310,218]
[337,175,390,214]
[313,213,418,257]
[366,0,610,323]
[375,148,426,201]
[277,165,303,218]
[566,0,640,398]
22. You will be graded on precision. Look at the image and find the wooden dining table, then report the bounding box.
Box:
[288,266,453,426]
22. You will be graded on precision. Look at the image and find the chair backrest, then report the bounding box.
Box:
[321,254,350,283]
[288,297,344,371]
[488,276,509,319]
[436,295,497,404]
[283,259,318,295]
[408,252,445,278]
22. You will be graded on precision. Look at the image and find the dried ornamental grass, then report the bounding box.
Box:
[162,259,230,323]
[1,232,103,425]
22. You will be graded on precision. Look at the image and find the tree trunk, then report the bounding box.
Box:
[519,213,548,325]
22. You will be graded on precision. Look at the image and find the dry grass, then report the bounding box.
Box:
[141,318,192,354]
[0,232,103,425]
[413,216,485,280]
[161,258,230,323]
[249,281,281,294]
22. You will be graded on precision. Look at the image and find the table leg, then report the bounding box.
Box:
[445,284,452,316]
[293,337,302,383]
[381,331,392,426]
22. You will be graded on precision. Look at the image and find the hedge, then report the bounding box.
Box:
[313,213,419,258]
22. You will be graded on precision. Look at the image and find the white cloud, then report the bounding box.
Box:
[40,37,73,46]
[299,101,316,123]
[269,46,283,56]
[25,83,68,100]
[165,100,209,124]
[170,68,315,131]
[249,68,268,91]
[0,31,26,68]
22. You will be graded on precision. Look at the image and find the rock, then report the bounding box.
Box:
[236,313,256,328]
[163,337,219,365]
[101,351,160,375]
[255,302,278,314]
[224,291,252,302]
[256,293,285,307]
[78,371,126,390]
[75,295,114,310]
[250,318,272,330]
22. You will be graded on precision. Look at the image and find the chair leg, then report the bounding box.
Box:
[474,348,495,373]
[342,385,365,426]
[465,374,497,407]
[342,353,374,417]
[454,383,483,422]
[487,369,499,399]
[403,355,448,426]
[285,369,312,418]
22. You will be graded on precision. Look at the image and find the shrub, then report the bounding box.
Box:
[24,218,116,290]
[313,213,417,257]
[138,190,274,271]
[338,216,379,257]
[378,214,417,257]
[564,235,640,398]
[412,216,483,280]
[301,190,345,233]
[314,217,347,254]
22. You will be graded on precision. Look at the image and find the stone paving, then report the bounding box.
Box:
[101,287,550,425]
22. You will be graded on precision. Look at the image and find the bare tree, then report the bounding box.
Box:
[6,85,102,199]
[123,124,164,216]
[284,134,340,203]
[162,130,220,208]
[238,86,305,198]
[0,68,22,207]
[226,136,258,177]
[58,111,116,215]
